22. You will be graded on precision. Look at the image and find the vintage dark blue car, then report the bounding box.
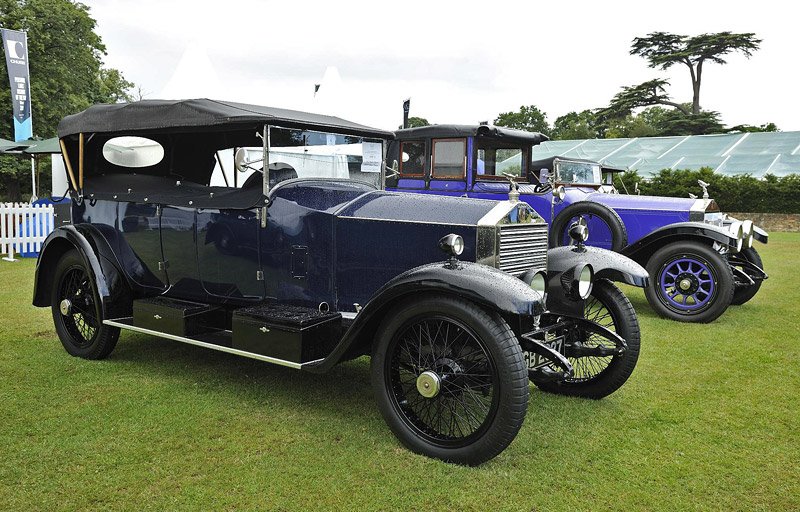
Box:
[388,125,768,323]
[34,100,649,465]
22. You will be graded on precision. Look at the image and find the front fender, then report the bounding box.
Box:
[621,222,740,266]
[304,261,546,373]
[33,225,132,319]
[548,246,650,288]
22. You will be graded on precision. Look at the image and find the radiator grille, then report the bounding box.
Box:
[497,223,548,277]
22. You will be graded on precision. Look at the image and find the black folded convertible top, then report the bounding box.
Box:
[58,99,394,139]
[395,124,548,145]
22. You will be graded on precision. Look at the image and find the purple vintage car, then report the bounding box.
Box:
[387,125,768,323]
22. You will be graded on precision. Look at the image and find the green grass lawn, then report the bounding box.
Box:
[1,234,798,511]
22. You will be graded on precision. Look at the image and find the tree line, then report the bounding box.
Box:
[0,0,133,201]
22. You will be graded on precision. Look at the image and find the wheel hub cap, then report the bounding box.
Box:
[679,278,692,291]
[59,299,72,316]
[416,371,441,399]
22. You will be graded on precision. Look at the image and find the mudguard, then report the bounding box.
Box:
[548,245,649,288]
[621,221,741,265]
[304,260,546,373]
[545,245,649,318]
[32,225,132,319]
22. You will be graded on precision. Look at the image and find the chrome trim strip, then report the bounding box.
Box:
[103,318,323,370]
[340,312,358,320]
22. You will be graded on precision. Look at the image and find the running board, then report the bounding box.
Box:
[104,317,323,370]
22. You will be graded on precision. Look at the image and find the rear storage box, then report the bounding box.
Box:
[232,304,341,363]
[133,297,223,337]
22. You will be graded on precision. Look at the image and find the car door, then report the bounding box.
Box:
[196,207,265,301]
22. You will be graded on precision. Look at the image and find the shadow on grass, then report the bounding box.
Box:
[107,332,378,429]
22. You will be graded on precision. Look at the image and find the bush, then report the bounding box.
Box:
[613,168,800,213]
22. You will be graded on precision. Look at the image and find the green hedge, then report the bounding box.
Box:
[613,168,800,214]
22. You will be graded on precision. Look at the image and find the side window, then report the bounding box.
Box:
[399,141,426,176]
[432,139,466,178]
[475,140,525,180]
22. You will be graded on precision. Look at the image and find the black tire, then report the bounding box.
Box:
[644,241,734,323]
[51,250,120,359]
[730,247,764,306]
[550,201,627,252]
[370,295,528,466]
[534,280,640,399]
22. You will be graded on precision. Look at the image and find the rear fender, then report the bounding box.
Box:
[304,261,546,373]
[33,225,132,319]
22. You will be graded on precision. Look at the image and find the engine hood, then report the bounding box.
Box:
[585,191,710,215]
[337,190,501,225]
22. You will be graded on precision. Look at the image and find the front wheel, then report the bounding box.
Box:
[533,279,640,399]
[644,241,734,323]
[371,295,529,466]
[51,250,120,359]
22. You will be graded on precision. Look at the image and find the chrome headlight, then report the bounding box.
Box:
[554,185,566,202]
[438,233,464,257]
[568,218,589,244]
[562,263,593,300]
[729,221,744,252]
[525,269,548,295]
[741,220,754,249]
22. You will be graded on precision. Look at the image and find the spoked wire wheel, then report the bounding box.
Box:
[387,316,499,446]
[569,289,619,383]
[534,280,640,399]
[371,296,528,465]
[57,265,99,347]
[51,250,120,359]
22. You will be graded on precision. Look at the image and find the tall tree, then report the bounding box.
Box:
[551,110,599,140]
[494,105,551,136]
[407,116,429,128]
[630,31,761,114]
[0,0,133,200]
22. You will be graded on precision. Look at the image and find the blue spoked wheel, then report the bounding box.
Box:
[645,241,734,323]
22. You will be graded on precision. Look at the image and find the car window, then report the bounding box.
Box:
[555,161,602,185]
[475,139,525,180]
[399,141,425,176]
[102,136,164,168]
[432,139,466,178]
[229,128,385,189]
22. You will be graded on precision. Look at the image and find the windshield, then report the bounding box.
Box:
[555,160,602,185]
[211,127,385,189]
[475,138,526,179]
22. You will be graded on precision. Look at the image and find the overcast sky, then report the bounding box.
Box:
[90,0,800,132]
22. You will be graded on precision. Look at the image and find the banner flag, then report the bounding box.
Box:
[1,29,32,141]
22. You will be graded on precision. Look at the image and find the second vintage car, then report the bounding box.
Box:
[34,100,648,465]
[387,125,768,323]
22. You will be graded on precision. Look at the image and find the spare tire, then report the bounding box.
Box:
[549,201,627,252]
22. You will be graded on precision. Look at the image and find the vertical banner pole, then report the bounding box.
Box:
[1,29,33,142]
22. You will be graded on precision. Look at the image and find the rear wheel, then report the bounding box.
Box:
[51,250,120,359]
[730,247,764,306]
[371,296,528,466]
[533,280,640,399]
[644,241,734,323]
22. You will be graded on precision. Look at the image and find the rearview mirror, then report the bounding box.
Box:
[234,148,248,173]
[539,168,550,183]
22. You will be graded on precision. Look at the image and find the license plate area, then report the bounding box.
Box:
[523,334,565,370]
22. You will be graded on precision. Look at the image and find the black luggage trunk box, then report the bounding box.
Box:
[232,304,341,363]
[133,297,222,337]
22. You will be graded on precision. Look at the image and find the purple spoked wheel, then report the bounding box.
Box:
[658,257,716,311]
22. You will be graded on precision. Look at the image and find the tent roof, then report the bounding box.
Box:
[57,98,394,139]
[532,132,800,177]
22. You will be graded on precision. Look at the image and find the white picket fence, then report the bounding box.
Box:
[0,202,55,258]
